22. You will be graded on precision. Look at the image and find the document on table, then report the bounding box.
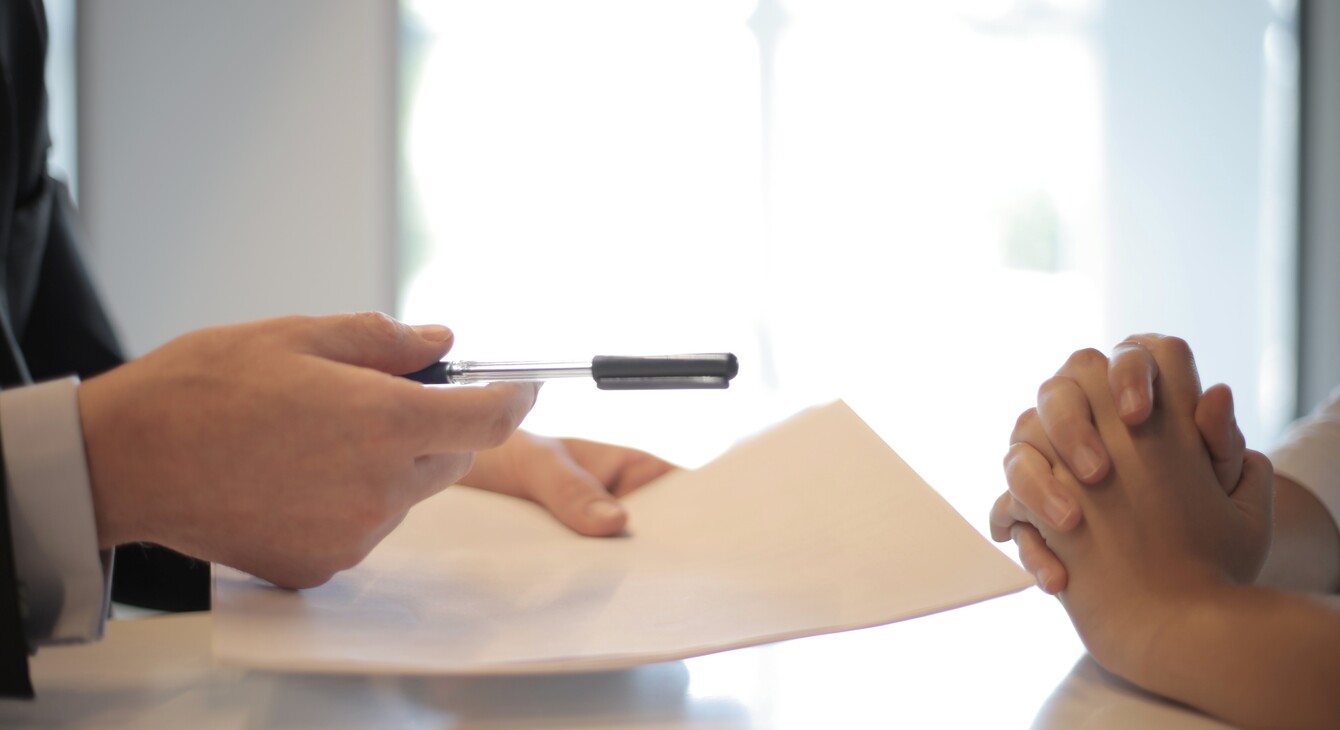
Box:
[212,401,1032,674]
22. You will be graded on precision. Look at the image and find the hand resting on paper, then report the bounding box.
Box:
[78,312,673,590]
[461,432,677,537]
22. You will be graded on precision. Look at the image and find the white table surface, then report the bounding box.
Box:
[0,589,1233,729]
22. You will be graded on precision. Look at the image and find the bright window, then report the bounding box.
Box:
[399,0,1297,526]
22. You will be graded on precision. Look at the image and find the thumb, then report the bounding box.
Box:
[524,451,629,537]
[1230,448,1275,526]
[1196,383,1245,495]
[1228,449,1274,584]
[302,312,454,374]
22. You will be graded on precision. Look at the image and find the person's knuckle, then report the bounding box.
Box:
[480,400,525,447]
[1002,441,1030,472]
[449,452,476,484]
[1008,471,1056,525]
[428,452,475,487]
[1012,408,1039,441]
[1036,381,1083,431]
[553,470,596,502]
[1036,376,1066,403]
[1038,374,1085,407]
[1049,413,1091,447]
[261,314,314,340]
[1126,332,1163,345]
[353,311,405,345]
[1157,335,1193,362]
[1065,347,1108,371]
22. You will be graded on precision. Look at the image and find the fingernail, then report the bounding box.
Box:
[1035,568,1053,592]
[585,500,625,523]
[1073,446,1102,481]
[1044,495,1074,529]
[414,324,453,343]
[1119,388,1142,418]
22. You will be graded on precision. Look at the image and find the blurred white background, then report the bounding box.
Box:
[397,0,1298,518]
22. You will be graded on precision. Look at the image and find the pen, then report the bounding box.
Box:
[401,353,739,390]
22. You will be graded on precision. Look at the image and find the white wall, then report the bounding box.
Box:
[78,0,396,357]
[1301,0,1340,413]
[1095,0,1296,445]
[43,0,77,194]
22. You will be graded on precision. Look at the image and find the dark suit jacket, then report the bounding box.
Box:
[1,0,207,698]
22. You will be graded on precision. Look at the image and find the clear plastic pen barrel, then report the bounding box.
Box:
[445,361,592,385]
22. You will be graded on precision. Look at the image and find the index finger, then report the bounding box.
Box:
[1036,368,1109,484]
[1108,339,1158,425]
[1119,333,1202,418]
[404,382,541,453]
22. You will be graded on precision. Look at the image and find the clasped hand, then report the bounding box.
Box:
[990,335,1273,674]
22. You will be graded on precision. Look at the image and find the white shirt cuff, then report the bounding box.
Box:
[1,376,110,646]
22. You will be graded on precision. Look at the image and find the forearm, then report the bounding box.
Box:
[1257,475,1340,593]
[1137,585,1340,730]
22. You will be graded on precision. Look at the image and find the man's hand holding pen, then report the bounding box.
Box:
[76,312,676,589]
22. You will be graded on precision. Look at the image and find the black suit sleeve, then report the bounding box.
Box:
[0,423,34,698]
[17,181,124,382]
[0,0,41,697]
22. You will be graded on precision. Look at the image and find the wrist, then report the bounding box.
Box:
[1118,581,1242,694]
[1064,564,1231,687]
[78,372,145,548]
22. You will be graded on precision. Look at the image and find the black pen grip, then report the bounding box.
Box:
[592,353,738,390]
[401,361,448,384]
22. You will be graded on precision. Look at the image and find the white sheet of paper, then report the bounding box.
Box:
[212,400,1031,674]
